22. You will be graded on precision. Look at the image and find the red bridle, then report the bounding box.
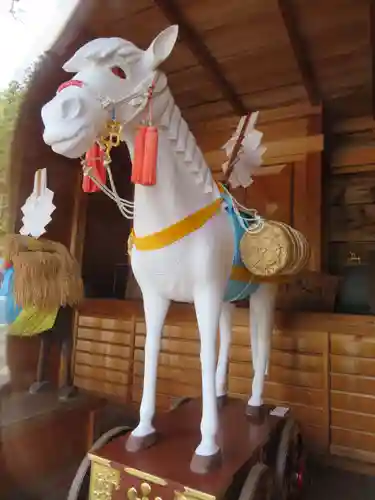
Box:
[57,67,126,94]
[57,79,84,93]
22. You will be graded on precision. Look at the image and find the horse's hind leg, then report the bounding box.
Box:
[247,283,277,415]
[216,302,234,403]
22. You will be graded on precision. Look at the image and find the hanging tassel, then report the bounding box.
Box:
[131,125,147,184]
[142,126,158,186]
[131,79,158,186]
[83,143,106,193]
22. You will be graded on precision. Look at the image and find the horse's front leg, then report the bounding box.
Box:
[126,291,170,452]
[247,283,277,415]
[191,287,223,474]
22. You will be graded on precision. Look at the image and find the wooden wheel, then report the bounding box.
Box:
[67,426,132,500]
[275,418,305,500]
[238,463,274,500]
[169,397,192,412]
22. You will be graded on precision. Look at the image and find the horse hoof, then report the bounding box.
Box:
[29,380,52,394]
[125,432,158,453]
[58,385,78,402]
[217,395,228,409]
[190,450,222,474]
[246,404,266,422]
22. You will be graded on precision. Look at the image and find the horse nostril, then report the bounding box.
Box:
[60,97,83,120]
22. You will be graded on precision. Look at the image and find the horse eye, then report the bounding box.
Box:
[111,66,126,79]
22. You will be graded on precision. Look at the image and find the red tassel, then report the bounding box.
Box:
[142,126,158,186]
[131,126,147,184]
[131,126,158,186]
[83,143,106,193]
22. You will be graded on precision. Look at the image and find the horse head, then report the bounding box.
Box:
[41,25,179,159]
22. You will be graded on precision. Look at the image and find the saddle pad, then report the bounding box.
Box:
[221,193,259,302]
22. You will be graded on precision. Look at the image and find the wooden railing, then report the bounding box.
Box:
[73,299,375,464]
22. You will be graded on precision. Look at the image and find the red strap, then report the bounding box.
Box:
[57,79,84,93]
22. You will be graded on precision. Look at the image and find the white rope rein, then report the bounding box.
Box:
[81,159,134,220]
[220,183,264,233]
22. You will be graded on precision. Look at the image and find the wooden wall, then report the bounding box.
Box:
[328,116,375,274]
[73,299,375,464]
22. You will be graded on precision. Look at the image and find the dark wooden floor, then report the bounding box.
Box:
[306,463,375,500]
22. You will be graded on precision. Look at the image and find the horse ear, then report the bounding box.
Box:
[146,25,179,69]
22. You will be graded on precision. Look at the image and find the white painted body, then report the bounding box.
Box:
[41,26,277,460]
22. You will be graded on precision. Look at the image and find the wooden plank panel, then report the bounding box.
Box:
[135,336,200,356]
[133,361,201,388]
[329,241,375,274]
[331,409,375,434]
[201,13,299,63]
[229,364,323,389]
[245,163,292,223]
[75,352,130,372]
[78,316,133,331]
[75,340,131,359]
[136,322,199,340]
[133,375,200,399]
[331,145,375,169]
[77,328,131,346]
[74,364,128,384]
[331,428,375,454]
[231,346,322,371]
[134,350,201,371]
[178,0,276,32]
[242,85,308,113]
[132,386,172,412]
[331,392,375,415]
[331,373,375,395]
[229,391,326,430]
[229,378,324,407]
[74,376,128,399]
[331,355,375,377]
[279,404,325,428]
[232,328,325,353]
[329,173,375,206]
[330,445,375,464]
[329,203,375,242]
[293,153,322,271]
[182,100,234,124]
[196,117,309,154]
[330,334,375,358]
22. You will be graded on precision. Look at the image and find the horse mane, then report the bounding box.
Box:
[158,89,215,194]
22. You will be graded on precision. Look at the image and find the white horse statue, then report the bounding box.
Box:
[41,25,277,473]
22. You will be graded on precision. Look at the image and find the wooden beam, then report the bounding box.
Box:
[277,0,320,106]
[153,0,246,116]
[370,0,375,118]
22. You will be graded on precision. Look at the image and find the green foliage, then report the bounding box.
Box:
[0,73,31,235]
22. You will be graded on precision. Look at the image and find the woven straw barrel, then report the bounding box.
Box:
[239,220,310,277]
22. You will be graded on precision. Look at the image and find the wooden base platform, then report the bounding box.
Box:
[88,398,286,499]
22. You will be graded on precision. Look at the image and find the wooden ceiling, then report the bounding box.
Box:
[56,0,371,125]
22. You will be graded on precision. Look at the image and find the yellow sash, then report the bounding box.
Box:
[130,198,222,251]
